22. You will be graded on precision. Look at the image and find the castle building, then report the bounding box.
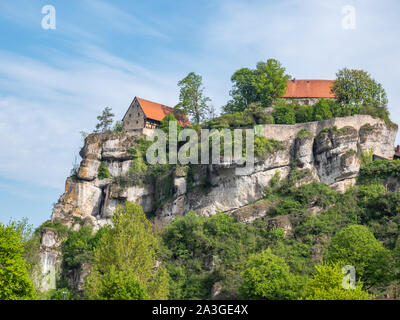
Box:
[122,97,191,131]
[282,79,335,105]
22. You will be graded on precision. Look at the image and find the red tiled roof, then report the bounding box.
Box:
[282,80,335,98]
[136,97,191,127]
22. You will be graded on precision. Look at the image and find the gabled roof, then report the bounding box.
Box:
[127,97,191,127]
[282,79,335,99]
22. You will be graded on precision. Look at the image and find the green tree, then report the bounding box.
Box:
[113,120,124,132]
[326,225,394,289]
[294,104,313,123]
[244,102,274,124]
[271,100,296,124]
[302,262,373,300]
[239,248,305,300]
[176,72,211,124]
[84,202,170,300]
[313,98,333,121]
[254,59,291,107]
[332,68,388,109]
[225,59,290,113]
[0,222,36,300]
[226,68,258,113]
[95,107,115,133]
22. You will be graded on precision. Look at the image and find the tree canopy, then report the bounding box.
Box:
[302,262,373,300]
[83,202,169,300]
[239,248,305,300]
[326,225,394,289]
[224,59,290,113]
[332,68,388,109]
[0,222,36,300]
[95,107,115,133]
[175,72,211,124]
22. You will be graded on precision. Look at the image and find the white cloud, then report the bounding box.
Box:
[0,46,179,190]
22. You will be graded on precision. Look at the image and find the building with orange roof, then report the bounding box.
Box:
[122,97,191,131]
[282,79,335,105]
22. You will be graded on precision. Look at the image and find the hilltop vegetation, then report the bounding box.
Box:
[1,59,398,301]
[4,159,400,300]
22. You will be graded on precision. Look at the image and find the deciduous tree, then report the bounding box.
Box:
[176,72,211,124]
[84,202,169,300]
[0,222,36,300]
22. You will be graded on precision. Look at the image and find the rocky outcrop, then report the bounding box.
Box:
[39,114,397,292]
[50,115,397,229]
[38,228,62,291]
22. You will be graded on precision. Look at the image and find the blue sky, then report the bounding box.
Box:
[0,0,399,227]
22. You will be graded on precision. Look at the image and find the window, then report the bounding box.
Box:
[138,112,140,116]
[136,120,139,124]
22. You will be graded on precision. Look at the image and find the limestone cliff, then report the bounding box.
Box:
[50,115,397,229]
[39,114,397,290]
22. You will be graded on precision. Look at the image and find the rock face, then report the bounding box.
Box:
[38,228,62,291]
[40,115,397,290]
[51,115,397,229]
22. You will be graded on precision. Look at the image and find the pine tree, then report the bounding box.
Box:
[95,107,114,133]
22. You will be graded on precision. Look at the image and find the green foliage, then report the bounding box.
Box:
[84,202,169,300]
[162,212,272,299]
[37,220,69,239]
[224,59,290,112]
[331,68,394,125]
[294,104,313,123]
[92,266,149,300]
[112,120,124,132]
[160,113,182,135]
[97,162,110,180]
[332,68,388,108]
[293,182,338,208]
[0,222,36,300]
[327,225,394,289]
[297,129,312,139]
[271,100,296,124]
[204,111,253,129]
[272,199,303,216]
[47,288,77,300]
[239,248,305,300]
[94,107,114,133]
[312,98,333,121]
[254,136,285,160]
[176,72,211,124]
[244,102,274,124]
[204,104,274,130]
[62,226,106,271]
[360,149,374,167]
[302,262,373,300]
[358,159,400,185]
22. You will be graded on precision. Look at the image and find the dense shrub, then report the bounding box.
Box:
[272,100,296,124]
[326,225,394,289]
[239,249,306,300]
